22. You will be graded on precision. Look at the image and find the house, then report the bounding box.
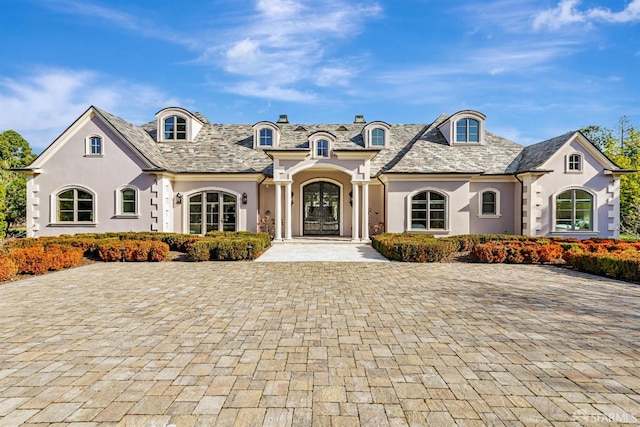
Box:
[18,106,629,240]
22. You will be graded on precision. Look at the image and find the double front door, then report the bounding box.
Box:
[303,182,340,235]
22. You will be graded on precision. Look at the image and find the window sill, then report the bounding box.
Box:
[452,142,482,146]
[113,214,140,219]
[84,154,103,158]
[407,229,450,234]
[551,230,598,235]
[564,170,583,174]
[478,214,502,219]
[49,222,98,227]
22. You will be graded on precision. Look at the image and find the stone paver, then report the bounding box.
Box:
[0,262,639,426]
[255,241,389,262]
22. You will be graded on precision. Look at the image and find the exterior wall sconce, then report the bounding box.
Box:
[291,191,294,205]
[349,191,353,206]
[242,193,248,204]
[176,193,182,204]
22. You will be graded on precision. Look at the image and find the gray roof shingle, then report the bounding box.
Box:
[511,131,575,173]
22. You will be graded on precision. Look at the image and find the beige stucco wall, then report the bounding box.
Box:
[29,116,156,237]
[468,181,518,235]
[385,179,471,236]
[526,139,618,238]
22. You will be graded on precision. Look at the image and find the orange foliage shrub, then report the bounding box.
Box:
[537,244,564,263]
[97,240,169,262]
[9,245,85,275]
[0,257,19,281]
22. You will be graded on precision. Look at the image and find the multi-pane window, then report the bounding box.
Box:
[316,140,329,157]
[89,136,102,155]
[121,188,136,214]
[57,189,94,222]
[481,191,497,215]
[411,191,446,230]
[555,189,593,231]
[189,191,237,235]
[371,128,385,146]
[164,115,187,140]
[456,118,480,143]
[568,153,582,171]
[259,128,273,146]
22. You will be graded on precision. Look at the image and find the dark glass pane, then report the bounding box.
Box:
[123,201,135,213]
[413,192,427,201]
[456,120,467,142]
[190,193,202,203]
[429,192,445,201]
[59,200,74,210]
[122,189,135,200]
[77,211,93,222]
[58,211,74,222]
[468,119,479,142]
[59,190,74,199]
[77,190,92,200]
[77,200,92,211]
[190,224,202,235]
[430,219,445,229]
[207,192,219,203]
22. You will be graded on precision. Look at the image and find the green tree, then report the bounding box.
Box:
[0,130,36,236]
[582,122,640,236]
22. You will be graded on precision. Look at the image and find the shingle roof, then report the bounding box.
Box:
[93,108,596,177]
[511,131,575,173]
[381,115,523,175]
[95,108,170,170]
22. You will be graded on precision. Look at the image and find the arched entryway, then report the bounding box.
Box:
[303,181,340,235]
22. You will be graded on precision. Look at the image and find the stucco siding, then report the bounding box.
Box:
[31,117,156,236]
[469,181,517,235]
[386,179,471,236]
[534,140,615,238]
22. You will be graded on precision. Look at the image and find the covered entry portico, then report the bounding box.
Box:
[266,150,377,242]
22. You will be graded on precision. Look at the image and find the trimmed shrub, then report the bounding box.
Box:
[0,257,19,281]
[96,240,169,262]
[371,233,456,262]
[44,245,84,270]
[469,243,507,263]
[187,239,214,262]
[9,246,49,274]
[565,251,640,282]
[537,244,564,263]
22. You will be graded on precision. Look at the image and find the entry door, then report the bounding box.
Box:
[303,182,340,235]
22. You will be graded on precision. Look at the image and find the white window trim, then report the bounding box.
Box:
[405,187,450,233]
[309,132,335,159]
[252,122,280,149]
[453,118,482,144]
[551,187,598,233]
[478,188,501,218]
[115,185,140,217]
[565,152,583,174]
[84,134,104,157]
[50,185,98,226]
[362,122,391,148]
[182,188,241,235]
[160,114,190,141]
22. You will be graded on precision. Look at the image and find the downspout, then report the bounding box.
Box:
[377,176,387,233]
[514,173,524,236]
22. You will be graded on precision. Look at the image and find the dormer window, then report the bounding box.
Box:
[155,107,203,142]
[164,115,187,140]
[259,128,273,147]
[316,140,329,157]
[438,110,486,145]
[362,121,391,148]
[252,122,280,149]
[456,118,479,143]
[371,128,385,146]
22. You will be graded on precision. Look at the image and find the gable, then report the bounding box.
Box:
[535,132,617,173]
[28,106,158,171]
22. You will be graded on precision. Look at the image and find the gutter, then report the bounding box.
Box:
[376,176,387,233]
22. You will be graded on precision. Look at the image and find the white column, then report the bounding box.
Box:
[285,181,292,240]
[351,182,360,242]
[274,183,282,241]
[362,182,369,242]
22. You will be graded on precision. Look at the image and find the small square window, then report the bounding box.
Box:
[567,154,582,172]
[316,140,329,157]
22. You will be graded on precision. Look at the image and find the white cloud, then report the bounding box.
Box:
[533,0,640,31]
[214,0,382,100]
[0,68,180,151]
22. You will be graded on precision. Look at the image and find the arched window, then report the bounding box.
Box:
[90,136,102,155]
[555,189,593,231]
[479,190,500,216]
[57,188,94,222]
[259,128,273,146]
[411,190,446,230]
[567,153,582,172]
[456,118,480,143]
[188,191,237,234]
[164,115,187,140]
[116,186,138,216]
[316,140,329,158]
[371,128,385,146]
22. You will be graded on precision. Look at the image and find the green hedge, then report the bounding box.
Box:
[372,233,456,262]
[563,250,640,282]
[187,235,268,261]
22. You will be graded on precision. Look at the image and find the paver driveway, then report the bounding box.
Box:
[0,262,639,426]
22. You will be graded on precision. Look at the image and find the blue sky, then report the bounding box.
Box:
[1,0,639,152]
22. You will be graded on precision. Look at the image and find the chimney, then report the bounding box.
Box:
[277,114,289,123]
[354,115,366,123]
